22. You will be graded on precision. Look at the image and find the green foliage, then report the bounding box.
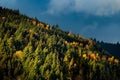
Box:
[0,6,120,80]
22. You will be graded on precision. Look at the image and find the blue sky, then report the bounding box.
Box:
[0,0,120,43]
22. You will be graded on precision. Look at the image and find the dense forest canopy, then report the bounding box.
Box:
[0,7,120,80]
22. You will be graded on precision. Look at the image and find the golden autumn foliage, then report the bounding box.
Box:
[39,22,45,27]
[63,56,68,62]
[95,53,100,60]
[70,41,75,46]
[85,51,100,61]
[1,6,120,80]
[32,20,37,26]
[114,59,119,64]
[90,53,96,60]
[88,51,93,56]
[46,24,50,30]
[102,56,107,61]
[77,35,83,40]
[70,41,79,46]
[79,43,83,47]
[29,29,33,33]
[88,39,93,45]
[68,32,74,37]
[82,51,120,64]
[29,29,37,35]
[82,53,88,59]
[64,40,81,47]
[13,50,23,59]
[108,56,114,63]
[64,40,68,44]
[69,58,74,69]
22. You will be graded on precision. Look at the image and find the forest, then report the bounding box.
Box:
[0,7,120,80]
[98,41,120,59]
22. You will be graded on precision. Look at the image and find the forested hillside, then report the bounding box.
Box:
[99,41,120,59]
[0,7,120,80]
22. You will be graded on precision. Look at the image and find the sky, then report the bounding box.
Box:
[0,0,120,43]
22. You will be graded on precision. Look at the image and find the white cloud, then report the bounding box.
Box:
[47,0,120,16]
[47,0,74,14]
[0,0,16,6]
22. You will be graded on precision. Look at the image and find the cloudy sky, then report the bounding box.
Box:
[0,0,120,43]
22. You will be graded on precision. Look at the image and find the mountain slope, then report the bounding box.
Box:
[99,41,120,59]
[0,7,120,80]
